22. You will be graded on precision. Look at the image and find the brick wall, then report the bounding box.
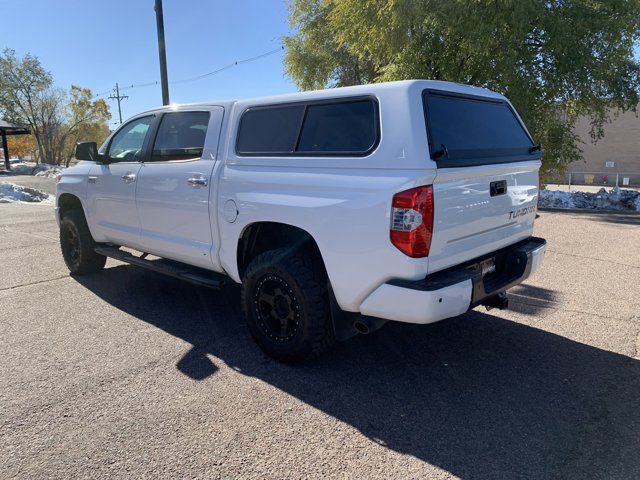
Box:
[569,109,640,174]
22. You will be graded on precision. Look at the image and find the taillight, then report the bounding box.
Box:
[390,185,434,258]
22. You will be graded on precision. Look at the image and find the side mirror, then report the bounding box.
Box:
[75,142,103,162]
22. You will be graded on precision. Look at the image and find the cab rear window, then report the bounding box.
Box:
[423,91,535,167]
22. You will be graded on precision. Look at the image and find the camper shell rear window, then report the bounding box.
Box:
[423,90,537,168]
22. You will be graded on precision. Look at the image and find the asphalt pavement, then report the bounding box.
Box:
[1,178,639,479]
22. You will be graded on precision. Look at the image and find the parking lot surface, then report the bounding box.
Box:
[1,188,640,479]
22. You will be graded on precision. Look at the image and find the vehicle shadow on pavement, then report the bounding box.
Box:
[507,284,559,315]
[75,265,640,479]
[585,212,640,226]
[541,209,640,227]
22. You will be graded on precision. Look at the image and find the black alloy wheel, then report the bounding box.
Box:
[255,273,301,343]
[241,247,335,362]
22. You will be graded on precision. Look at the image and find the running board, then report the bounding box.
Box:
[95,246,227,289]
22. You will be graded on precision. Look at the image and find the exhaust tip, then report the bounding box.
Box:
[354,321,370,335]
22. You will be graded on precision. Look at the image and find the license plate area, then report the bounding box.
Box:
[481,250,526,294]
[480,258,496,276]
[401,237,545,305]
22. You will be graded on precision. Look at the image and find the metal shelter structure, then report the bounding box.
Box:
[0,119,31,171]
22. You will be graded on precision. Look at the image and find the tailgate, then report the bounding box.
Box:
[428,161,539,273]
[422,88,541,274]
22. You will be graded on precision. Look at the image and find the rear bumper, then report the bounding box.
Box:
[359,236,546,324]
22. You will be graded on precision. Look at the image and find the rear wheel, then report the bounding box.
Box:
[60,208,106,275]
[241,248,334,362]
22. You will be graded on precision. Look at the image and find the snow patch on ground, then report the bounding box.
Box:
[35,165,63,178]
[539,190,576,209]
[539,187,640,212]
[0,182,52,204]
[8,162,63,177]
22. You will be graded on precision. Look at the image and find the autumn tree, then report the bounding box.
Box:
[0,49,110,165]
[7,134,38,160]
[0,48,53,163]
[284,0,640,176]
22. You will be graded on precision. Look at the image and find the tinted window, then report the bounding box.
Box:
[236,99,378,156]
[236,105,304,154]
[151,111,210,161]
[297,100,376,153]
[425,93,533,158]
[108,116,153,161]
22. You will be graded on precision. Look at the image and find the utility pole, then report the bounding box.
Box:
[108,82,128,124]
[154,0,170,105]
[1,132,10,171]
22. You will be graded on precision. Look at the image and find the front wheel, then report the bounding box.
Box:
[241,248,334,362]
[60,208,106,275]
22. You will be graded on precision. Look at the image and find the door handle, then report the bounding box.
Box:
[121,172,136,184]
[187,176,208,187]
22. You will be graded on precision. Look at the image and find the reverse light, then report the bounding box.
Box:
[390,185,434,258]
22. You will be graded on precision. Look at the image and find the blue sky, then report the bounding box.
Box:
[2,1,639,127]
[0,0,297,124]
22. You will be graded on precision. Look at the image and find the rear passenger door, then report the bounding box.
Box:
[135,107,224,268]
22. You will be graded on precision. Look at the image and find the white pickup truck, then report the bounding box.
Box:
[56,80,546,361]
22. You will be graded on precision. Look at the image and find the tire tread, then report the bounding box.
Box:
[241,247,334,362]
[60,208,106,275]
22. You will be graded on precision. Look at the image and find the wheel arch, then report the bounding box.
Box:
[236,221,325,281]
[235,221,362,343]
[57,192,85,219]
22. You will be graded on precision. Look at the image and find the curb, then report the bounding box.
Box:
[538,207,640,215]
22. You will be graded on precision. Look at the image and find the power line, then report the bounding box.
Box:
[170,46,283,85]
[95,45,283,98]
[95,88,115,97]
[120,80,159,91]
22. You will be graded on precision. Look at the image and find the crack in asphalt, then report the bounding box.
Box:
[0,332,245,432]
[0,354,174,433]
[1,226,58,243]
[0,216,56,227]
[509,299,638,324]
[546,249,640,270]
[0,275,69,292]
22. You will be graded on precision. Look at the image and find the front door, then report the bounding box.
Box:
[86,115,154,249]
[135,107,224,269]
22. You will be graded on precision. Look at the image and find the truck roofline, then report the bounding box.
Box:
[129,80,506,120]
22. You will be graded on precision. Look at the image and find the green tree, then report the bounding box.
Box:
[57,86,110,167]
[284,0,640,176]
